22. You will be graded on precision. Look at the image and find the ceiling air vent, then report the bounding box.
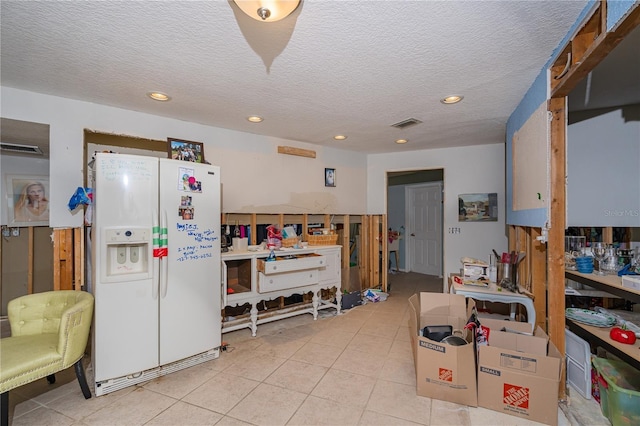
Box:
[0,142,43,155]
[390,118,422,129]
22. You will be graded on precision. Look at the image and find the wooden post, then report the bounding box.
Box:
[381,214,388,292]
[28,227,34,294]
[53,228,74,291]
[341,214,350,291]
[302,214,309,242]
[549,96,567,399]
[250,213,257,245]
[361,215,370,289]
[530,227,547,331]
[74,227,84,290]
[371,215,381,289]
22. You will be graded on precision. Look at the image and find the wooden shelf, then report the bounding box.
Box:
[565,271,640,303]
[566,319,640,370]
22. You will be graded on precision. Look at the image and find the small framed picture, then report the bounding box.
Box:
[4,175,50,227]
[325,168,336,187]
[168,138,205,163]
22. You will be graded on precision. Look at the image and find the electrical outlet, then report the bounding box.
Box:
[11,228,20,237]
[2,227,10,237]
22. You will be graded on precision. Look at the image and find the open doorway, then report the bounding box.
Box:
[387,169,443,278]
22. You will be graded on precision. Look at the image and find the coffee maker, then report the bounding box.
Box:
[221,225,231,252]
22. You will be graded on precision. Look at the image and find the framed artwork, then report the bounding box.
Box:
[168,138,205,163]
[325,168,336,187]
[458,193,498,222]
[4,175,50,227]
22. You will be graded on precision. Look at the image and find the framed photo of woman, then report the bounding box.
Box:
[5,175,50,227]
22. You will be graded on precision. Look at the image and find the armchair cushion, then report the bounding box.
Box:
[0,290,94,393]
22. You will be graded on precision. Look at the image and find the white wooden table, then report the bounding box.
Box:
[449,278,536,326]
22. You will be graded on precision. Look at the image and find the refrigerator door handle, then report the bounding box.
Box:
[152,210,159,300]
[160,209,169,298]
[222,260,228,307]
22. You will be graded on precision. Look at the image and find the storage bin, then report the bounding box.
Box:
[307,233,338,246]
[592,357,640,426]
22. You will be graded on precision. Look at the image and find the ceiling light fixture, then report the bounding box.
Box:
[147,91,171,101]
[333,135,347,141]
[395,139,408,144]
[247,115,264,123]
[233,0,301,22]
[440,95,464,104]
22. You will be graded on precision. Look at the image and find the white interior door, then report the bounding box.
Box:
[406,182,443,276]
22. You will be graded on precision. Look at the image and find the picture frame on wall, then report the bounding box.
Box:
[325,168,336,187]
[4,175,50,227]
[458,193,498,222]
[168,138,205,163]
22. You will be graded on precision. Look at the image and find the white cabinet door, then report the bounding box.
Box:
[316,247,341,286]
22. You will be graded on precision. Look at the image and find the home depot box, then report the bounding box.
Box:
[477,318,563,426]
[408,293,477,407]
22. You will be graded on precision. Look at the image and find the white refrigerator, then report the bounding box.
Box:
[91,153,221,396]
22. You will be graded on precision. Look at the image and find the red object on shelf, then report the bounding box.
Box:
[609,327,637,344]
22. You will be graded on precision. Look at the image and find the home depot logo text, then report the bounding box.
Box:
[439,368,453,382]
[503,383,529,409]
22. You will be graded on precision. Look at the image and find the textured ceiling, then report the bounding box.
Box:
[0,0,595,154]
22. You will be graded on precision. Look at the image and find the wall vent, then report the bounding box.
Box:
[390,118,422,129]
[0,142,43,155]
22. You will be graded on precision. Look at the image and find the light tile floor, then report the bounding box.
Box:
[6,273,610,425]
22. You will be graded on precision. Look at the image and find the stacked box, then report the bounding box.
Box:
[408,293,477,407]
[476,318,563,426]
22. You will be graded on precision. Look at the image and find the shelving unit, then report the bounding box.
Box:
[565,271,640,370]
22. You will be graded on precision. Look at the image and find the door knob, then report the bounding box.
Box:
[410,233,415,236]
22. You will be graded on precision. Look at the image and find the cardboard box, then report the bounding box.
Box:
[463,262,489,281]
[408,293,477,407]
[477,318,563,426]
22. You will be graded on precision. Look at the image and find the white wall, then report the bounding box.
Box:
[567,108,640,227]
[368,143,508,287]
[1,87,367,228]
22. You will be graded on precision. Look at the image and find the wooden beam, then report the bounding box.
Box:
[341,214,350,292]
[372,215,381,289]
[53,228,74,291]
[530,227,547,332]
[249,213,262,245]
[361,215,370,289]
[549,96,567,400]
[28,227,34,294]
[277,146,316,159]
[74,227,84,291]
[53,229,61,290]
[302,214,309,242]
[382,214,388,292]
[552,3,640,97]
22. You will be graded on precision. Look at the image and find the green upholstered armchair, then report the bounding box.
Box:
[0,290,94,426]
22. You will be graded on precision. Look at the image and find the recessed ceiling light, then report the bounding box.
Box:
[333,135,347,140]
[247,116,264,123]
[440,95,464,104]
[395,139,408,144]
[147,91,171,101]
